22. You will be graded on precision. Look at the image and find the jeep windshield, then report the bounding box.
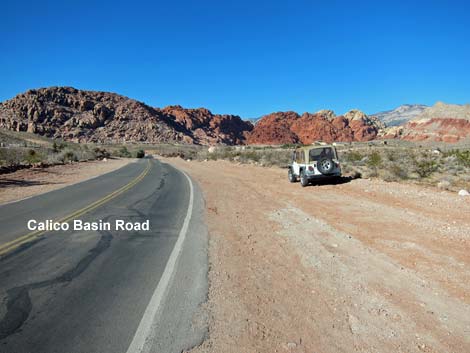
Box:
[308,147,336,162]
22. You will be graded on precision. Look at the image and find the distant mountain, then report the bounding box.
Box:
[371,104,428,127]
[416,101,470,120]
[0,87,253,145]
[244,117,260,125]
[381,102,470,143]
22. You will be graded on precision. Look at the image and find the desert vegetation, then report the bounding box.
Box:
[0,129,145,173]
[340,146,470,189]
[150,140,470,191]
[2,127,469,191]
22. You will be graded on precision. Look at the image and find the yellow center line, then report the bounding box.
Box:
[0,159,152,257]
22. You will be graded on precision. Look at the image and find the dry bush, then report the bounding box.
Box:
[413,158,438,178]
[0,148,26,167]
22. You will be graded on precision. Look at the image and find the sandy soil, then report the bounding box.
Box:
[0,158,132,205]
[162,158,470,353]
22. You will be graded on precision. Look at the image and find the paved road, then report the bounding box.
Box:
[0,157,208,353]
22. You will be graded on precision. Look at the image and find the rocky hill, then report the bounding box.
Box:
[382,102,470,142]
[0,87,253,145]
[371,104,428,126]
[247,109,383,144]
[3,87,467,145]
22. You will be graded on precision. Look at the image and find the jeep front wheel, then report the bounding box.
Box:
[300,170,309,187]
[288,168,297,183]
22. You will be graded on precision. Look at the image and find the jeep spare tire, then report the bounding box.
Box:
[318,158,334,175]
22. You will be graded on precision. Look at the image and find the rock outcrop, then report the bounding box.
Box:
[160,105,251,145]
[6,87,466,146]
[389,102,470,142]
[0,87,253,145]
[246,109,382,144]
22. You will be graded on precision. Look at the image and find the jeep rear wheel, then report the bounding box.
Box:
[288,168,297,183]
[300,170,309,187]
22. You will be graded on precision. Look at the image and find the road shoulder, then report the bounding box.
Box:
[163,157,470,353]
[0,158,133,205]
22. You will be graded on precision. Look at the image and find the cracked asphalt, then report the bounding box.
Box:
[0,158,208,353]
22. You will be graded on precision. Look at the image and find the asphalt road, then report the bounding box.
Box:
[0,157,208,353]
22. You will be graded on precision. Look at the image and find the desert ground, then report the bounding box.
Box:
[0,158,132,204]
[162,158,470,353]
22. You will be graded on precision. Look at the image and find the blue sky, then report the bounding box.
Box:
[1,0,469,118]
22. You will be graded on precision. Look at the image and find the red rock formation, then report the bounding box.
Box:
[246,112,300,144]
[160,105,252,145]
[392,103,470,143]
[247,110,380,145]
[401,118,470,143]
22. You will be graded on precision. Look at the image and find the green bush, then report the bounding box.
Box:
[456,150,470,167]
[135,149,145,158]
[367,152,382,168]
[25,149,42,164]
[118,146,132,158]
[367,151,382,177]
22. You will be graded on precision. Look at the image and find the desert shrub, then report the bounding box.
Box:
[93,147,110,160]
[240,151,260,163]
[25,149,42,164]
[118,146,132,158]
[386,151,398,162]
[344,151,363,162]
[46,153,63,164]
[381,170,398,182]
[59,149,78,163]
[456,150,470,167]
[75,148,95,161]
[387,163,408,180]
[135,149,145,158]
[0,148,25,166]
[366,151,382,177]
[414,158,438,178]
[257,149,291,167]
[367,151,382,167]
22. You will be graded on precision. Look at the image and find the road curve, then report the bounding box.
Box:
[0,157,208,353]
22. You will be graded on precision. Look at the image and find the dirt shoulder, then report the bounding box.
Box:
[0,158,133,205]
[162,158,470,353]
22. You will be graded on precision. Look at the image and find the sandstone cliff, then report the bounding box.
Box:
[246,109,382,144]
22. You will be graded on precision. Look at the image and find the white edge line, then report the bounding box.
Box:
[126,169,194,353]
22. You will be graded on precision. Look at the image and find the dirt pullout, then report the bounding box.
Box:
[162,158,470,353]
[0,158,132,205]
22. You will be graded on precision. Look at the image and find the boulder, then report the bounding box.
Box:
[458,189,470,196]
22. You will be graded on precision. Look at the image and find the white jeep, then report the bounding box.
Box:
[288,145,342,187]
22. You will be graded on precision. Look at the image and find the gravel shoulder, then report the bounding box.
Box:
[163,157,470,353]
[0,158,133,205]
